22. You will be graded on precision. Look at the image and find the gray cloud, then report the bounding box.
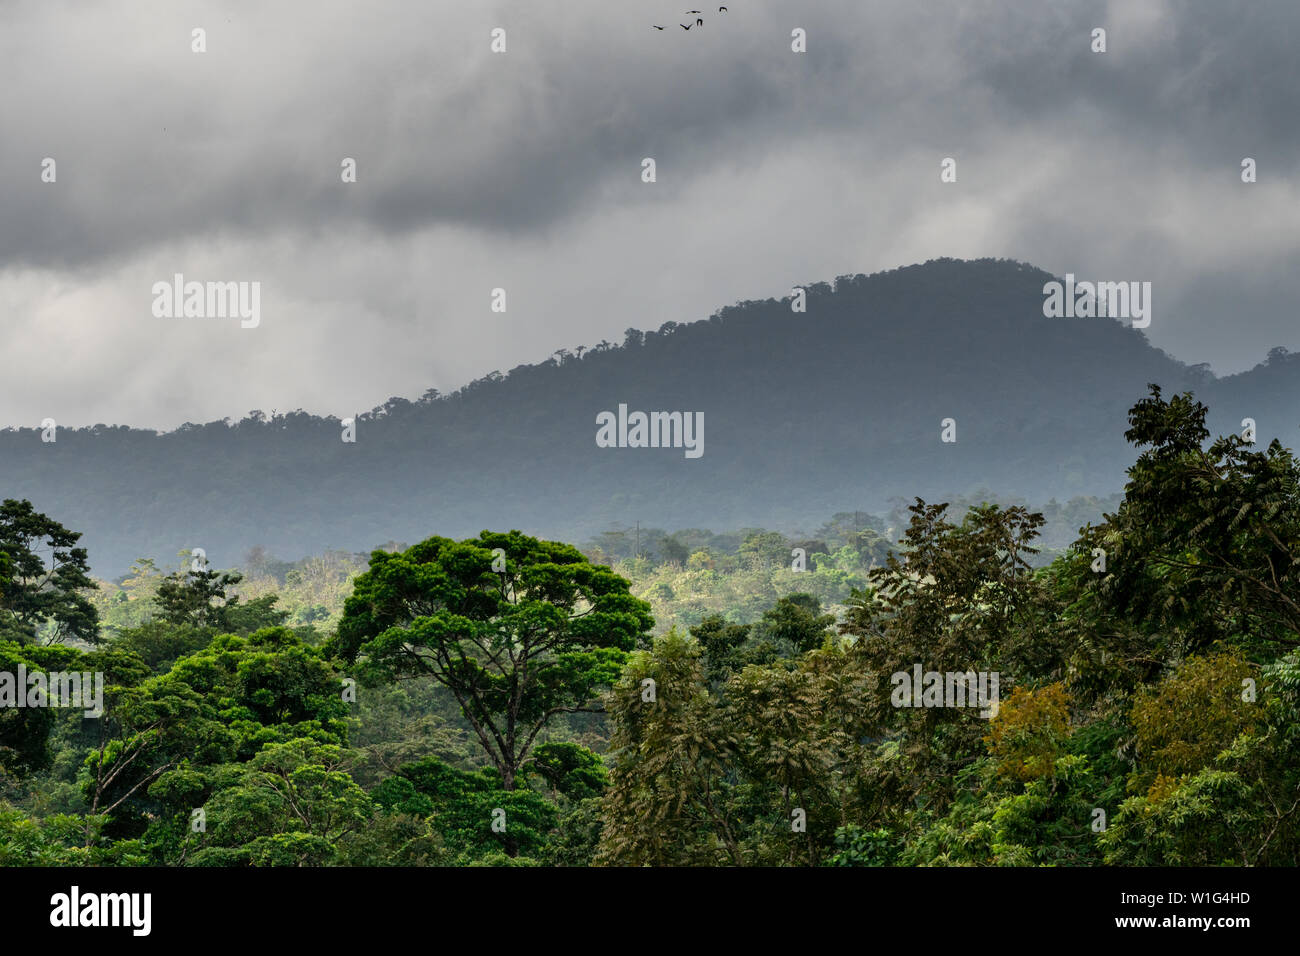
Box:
[1,0,1297,428]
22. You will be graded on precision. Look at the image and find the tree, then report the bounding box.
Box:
[983,683,1072,783]
[1127,650,1257,794]
[523,742,607,800]
[657,534,690,567]
[841,500,1051,807]
[753,593,836,656]
[1098,650,1300,866]
[689,614,754,685]
[598,627,884,866]
[0,640,85,775]
[597,629,736,866]
[195,739,374,866]
[84,627,348,848]
[0,804,146,865]
[738,530,789,571]
[1064,384,1300,700]
[334,531,653,795]
[852,528,893,569]
[815,511,885,549]
[153,567,245,630]
[381,755,558,861]
[0,500,98,645]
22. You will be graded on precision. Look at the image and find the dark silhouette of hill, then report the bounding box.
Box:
[1,257,1291,574]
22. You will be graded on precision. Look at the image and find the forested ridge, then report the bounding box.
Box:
[5,258,1300,575]
[2,386,1298,866]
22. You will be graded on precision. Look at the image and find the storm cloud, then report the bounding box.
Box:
[2,0,1297,428]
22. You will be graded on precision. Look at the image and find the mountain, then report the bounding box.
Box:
[3,257,1295,575]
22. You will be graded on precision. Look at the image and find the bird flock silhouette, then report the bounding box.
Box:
[652,6,727,31]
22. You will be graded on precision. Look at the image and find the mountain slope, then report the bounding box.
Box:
[2,257,1288,573]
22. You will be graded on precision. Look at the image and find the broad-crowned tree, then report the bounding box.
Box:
[334,530,653,792]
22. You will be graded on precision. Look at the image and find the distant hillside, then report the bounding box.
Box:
[3,257,1295,574]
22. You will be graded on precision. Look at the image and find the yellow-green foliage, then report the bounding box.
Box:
[612,556,869,635]
[1129,650,1257,795]
[236,550,366,629]
[983,683,1071,782]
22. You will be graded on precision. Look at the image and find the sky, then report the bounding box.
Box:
[2,0,1297,429]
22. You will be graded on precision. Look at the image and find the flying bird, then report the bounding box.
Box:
[696,17,704,25]
[719,5,727,11]
[652,24,665,29]
[680,22,691,29]
[686,9,701,13]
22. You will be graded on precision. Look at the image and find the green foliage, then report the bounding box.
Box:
[154,567,282,632]
[0,640,81,775]
[1098,649,1300,865]
[10,385,1300,867]
[76,626,349,853]
[827,826,902,867]
[0,499,99,645]
[597,628,885,866]
[184,739,374,866]
[738,531,791,572]
[540,796,605,866]
[841,500,1055,810]
[690,614,758,685]
[335,531,652,803]
[387,755,558,862]
[110,621,214,674]
[524,742,607,800]
[0,803,145,865]
[900,755,1106,866]
[753,593,837,656]
[1066,385,1300,702]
